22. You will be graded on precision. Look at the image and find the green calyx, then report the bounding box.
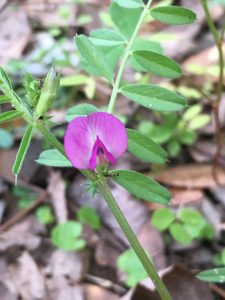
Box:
[36,67,60,118]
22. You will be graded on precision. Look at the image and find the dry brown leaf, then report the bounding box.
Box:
[23,0,77,27]
[137,221,166,271]
[48,171,68,223]
[0,140,41,183]
[122,264,213,300]
[44,250,86,300]
[85,284,120,300]
[152,164,225,189]
[0,216,42,251]
[69,177,150,245]
[10,251,46,300]
[0,8,31,65]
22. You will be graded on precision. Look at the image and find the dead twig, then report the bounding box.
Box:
[0,191,47,232]
[210,283,225,299]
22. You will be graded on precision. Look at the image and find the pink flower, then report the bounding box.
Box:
[64,112,127,170]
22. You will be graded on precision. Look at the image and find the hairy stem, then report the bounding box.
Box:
[98,180,172,300]
[201,0,224,180]
[37,122,172,300]
[107,0,153,114]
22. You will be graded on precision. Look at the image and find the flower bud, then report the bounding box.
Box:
[36,67,60,118]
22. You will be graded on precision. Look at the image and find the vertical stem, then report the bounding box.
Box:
[36,123,172,300]
[201,0,224,180]
[107,0,153,114]
[98,180,172,300]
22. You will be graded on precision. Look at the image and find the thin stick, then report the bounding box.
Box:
[0,191,47,232]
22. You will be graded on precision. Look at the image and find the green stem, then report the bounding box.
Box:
[98,179,172,300]
[37,122,172,300]
[107,0,153,114]
[201,0,224,180]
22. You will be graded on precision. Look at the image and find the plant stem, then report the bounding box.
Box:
[201,0,224,181]
[98,179,172,300]
[37,122,172,300]
[107,0,153,114]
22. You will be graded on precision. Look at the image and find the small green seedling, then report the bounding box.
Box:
[35,205,55,225]
[77,205,101,230]
[12,186,36,209]
[151,207,215,245]
[51,221,86,251]
[117,248,149,287]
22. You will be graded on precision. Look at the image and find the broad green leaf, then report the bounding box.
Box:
[0,111,23,124]
[75,35,114,82]
[127,128,167,164]
[77,206,101,230]
[183,105,201,121]
[113,0,144,9]
[117,249,148,287]
[197,268,225,283]
[36,149,72,167]
[183,223,206,239]
[177,208,205,226]
[132,50,182,78]
[109,3,142,39]
[35,205,55,225]
[66,103,99,121]
[0,129,14,149]
[150,6,196,25]
[130,38,163,71]
[151,208,175,231]
[89,30,125,71]
[90,29,125,47]
[0,95,10,104]
[13,124,33,179]
[188,114,210,130]
[169,222,193,244]
[51,221,86,251]
[121,84,185,111]
[113,170,171,204]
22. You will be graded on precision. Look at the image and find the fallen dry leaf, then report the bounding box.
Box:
[10,251,46,300]
[69,176,150,245]
[48,171,68,223]
[122,264,213,300]
[44,250,86,300]
[137,221,166,271]
[152,164,225,189]
[0,216,42,251]
[23,0,77,27]
[85,284,120,300]
[0,8,31,65]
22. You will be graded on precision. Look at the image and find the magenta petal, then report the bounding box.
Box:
[89,136,116,170]
[64,112,127,170]
[64,116,93,169]
[87,112,127,159]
